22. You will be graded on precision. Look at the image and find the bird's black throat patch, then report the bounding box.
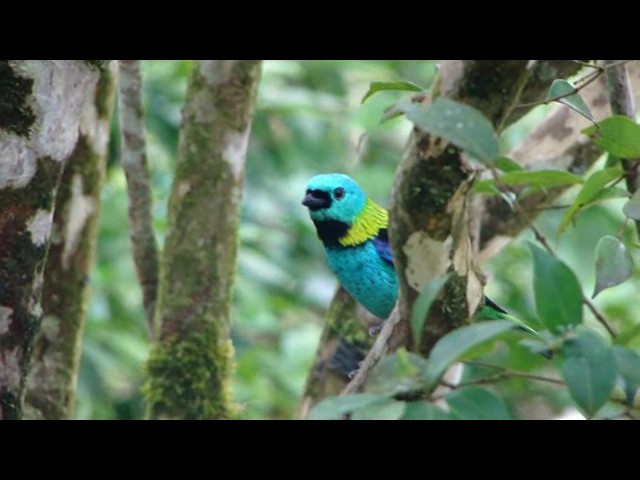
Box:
[313,219,350,247]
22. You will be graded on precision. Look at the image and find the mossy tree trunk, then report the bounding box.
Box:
[0,60,101,419]
[23,62,117,420]
[144,60,262,419]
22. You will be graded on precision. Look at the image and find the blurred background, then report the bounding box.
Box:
[75,60,640,419]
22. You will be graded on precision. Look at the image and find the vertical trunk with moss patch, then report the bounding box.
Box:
[389,61,531,359]
[143,60,262,420]
[0,60,100,419]
[23,62,117,420]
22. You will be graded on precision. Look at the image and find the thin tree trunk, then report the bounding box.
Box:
[23,62,117,420]
[143,60,262,419]
[0,60,101,419]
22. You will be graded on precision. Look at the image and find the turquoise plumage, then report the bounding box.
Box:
[302,173,527,327]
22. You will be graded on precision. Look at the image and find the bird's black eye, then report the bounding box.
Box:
[333,187,345,200]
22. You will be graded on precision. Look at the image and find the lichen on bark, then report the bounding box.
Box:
[144,60,262,420]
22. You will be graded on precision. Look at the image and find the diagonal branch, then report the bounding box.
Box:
[605,60,640,239]
[118,60,160,336]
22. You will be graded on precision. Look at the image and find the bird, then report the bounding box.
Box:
[301,172,534,332]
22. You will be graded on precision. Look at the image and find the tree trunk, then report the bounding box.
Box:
[0,60,101,419]
[389,60,531,356]
[23,62,117,419]
[143,60,262,419]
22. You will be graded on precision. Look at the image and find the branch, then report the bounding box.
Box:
[478,63,629,261]
[605,60,640,239]
[503,60,584,126]
[341,305,403,395]
[118,60,160,336]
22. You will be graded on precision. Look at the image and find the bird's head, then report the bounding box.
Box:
[301,173,366,224]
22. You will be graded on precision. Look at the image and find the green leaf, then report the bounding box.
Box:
[560,329,617,418]
[557,168,623,236]
[623,191,640,220]
[471,179,502,195]
[367,348,428,396]
[529,244,583,334]
[361,81,423,104]
[406,98,499,163]
[499,169,584,188]
[613,346,640,405]
[605,153,620,168]
[546,79,596,125]
[411,274,451,347]
[583,115,640,158]
[401,402,451,420]
[445,386,511,420]
[592,236,634,298]
[494,156,523,173]
[351,398,407,420]
[422,320,515,390]
[308,393,391,420]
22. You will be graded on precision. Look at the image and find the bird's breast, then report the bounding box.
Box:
[325,242,398,319]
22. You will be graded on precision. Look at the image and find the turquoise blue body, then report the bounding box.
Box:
[325,241,398,319]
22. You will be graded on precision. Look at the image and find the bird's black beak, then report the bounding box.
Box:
[302,189,331,211]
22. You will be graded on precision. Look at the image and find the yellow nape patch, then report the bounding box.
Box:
[339,198,388,246]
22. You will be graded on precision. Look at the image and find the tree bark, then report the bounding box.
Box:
[23,62,117,420]
[143,60,262,419]
[0,60,101,419]
[118,60,159,334]
[298,286,375,418]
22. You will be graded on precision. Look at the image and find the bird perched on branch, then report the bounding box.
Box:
[301,173,530,330]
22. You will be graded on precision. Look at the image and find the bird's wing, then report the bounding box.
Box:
[372,228,394,266]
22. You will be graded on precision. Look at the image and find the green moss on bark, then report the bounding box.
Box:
[143,326,234,419]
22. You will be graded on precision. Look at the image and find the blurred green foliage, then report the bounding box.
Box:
[75,60,640,420]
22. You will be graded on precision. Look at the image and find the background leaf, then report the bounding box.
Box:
[529,243,583,333]
[445,386,512,420]
[557,168,623,236]
[499,169,583,189]
[411,274,451,348]
[361,81,424,104]
[546,79,596,125]
[560,329,616,418]
[422,320,515,389]
[406,97,499,163]
[582,115,640,158]
[592,236,634,298]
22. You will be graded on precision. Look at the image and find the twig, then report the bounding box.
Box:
[514,61,630,110]
[118,60,160,337]
[341,305,402,395]
[605,59,640,240]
